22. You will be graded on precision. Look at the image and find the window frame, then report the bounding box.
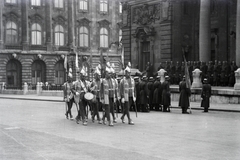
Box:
[99,27,109,49]
[31,0,41,7]
[5,0,17,5]
[78,26,89,48]
[78,0,88,12]
[31,23,42,45]
[54,25,65,46]
[100,0,108,14]
[54,0,64,9]
[5,21,18,45]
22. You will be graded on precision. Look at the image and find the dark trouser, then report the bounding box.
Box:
[92,98,101,121]
[121,97,134,121]
[163,105,169,112]
[102,97,115,121]
[77,98,88,121]
[66,98,74,117]
[204,107,208,112]
[103,104,110,121]
[181,107,188,113]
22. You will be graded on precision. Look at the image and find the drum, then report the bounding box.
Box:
[84,92,94,101]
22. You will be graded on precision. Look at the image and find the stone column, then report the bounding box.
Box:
[23,82,28,95]
[236,0,240,66]
[0,0,3,49]
[68,0,74,47]
[45,0,52,51]
[22,0,29,50]
[199,0,211,62]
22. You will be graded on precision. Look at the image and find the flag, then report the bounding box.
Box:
[182,50,191,89]
[64,55,67,71]
[76,52,78,68]
[121,46,124,68]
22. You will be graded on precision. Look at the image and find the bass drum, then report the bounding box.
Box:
[84,92,94,101]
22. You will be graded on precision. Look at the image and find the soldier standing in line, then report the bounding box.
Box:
[139,76,149,112]
[200,61,208,82]
[89,66,102,124]
[119,65,135,125]
[134,77,141,112]
[179,76,191,114]
[152,76,162,111]
[213,60,218,86]
[63,72,74,120]
[116,77,122,113]
[207,61,214,85]
[175,61,181,84]
[161,76,171,112]
[201,78,211,112]
[229,61,238,87]
[216,61,222,86]
[169,61,176,84]
[147,77,154,111]
[188,61,193,83]
[101,66,114,126]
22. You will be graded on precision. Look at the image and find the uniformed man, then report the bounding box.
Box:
[71,67,89,125]
[101,66,114,126]
[119,64,135,125]
[162,76,171,112]
[139,76,149,112]
[179,76,191,114]
[152,76,162,111]
[134,76,141,112]
[147,77,154,111]
[201,78,211,112]
[63,70,74,120]
[89,66,102,124]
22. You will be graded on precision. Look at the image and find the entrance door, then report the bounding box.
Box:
[32,60,46,85]
[141,41,150,71]
[6,59,22,89]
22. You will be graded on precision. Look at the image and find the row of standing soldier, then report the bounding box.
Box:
[156,60,238,87]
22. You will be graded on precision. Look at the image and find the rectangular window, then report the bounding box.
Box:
[32,31,41,45]
[5,0,17,4]
[55,33,64,46]
[54,0,63,8]
[100,0,108,12]
[119,2,122,14]
[79,0,88,11]
[31,0,41,6]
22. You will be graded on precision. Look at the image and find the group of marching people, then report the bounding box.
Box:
[63,62,135,126]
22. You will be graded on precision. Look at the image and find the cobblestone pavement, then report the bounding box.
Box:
[0,98,240,160]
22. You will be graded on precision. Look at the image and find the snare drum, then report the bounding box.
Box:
[84,92,94,101]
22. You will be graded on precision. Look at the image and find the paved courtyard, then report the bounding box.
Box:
[0,98,240,160]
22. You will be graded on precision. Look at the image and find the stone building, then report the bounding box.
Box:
[121,0,240,72]
[0,0,123,89]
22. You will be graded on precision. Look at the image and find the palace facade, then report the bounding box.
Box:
[121,0,240,72]
[0,0,123,89]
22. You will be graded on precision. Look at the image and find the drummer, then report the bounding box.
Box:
[89,65,102,124]
[71,66,89,126]
[101,65,114,126]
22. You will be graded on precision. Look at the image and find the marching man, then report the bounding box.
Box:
[63,69,74,120]
[119,62,135,125]
[90,65,102,124]
[101,65,114,126]
[71,67,89,126]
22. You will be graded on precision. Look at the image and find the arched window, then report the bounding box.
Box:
[100,0,108,12]
[78,26,89,47]
[31,23,42,45]
[5,21,18,44]
[32,60,46,85]
[119,2,122,14]
[54,25,64,46]
[79,0,88,11]
[31,0,41,6]
[119,29,122,42]
[5,0,17,4]
[54,0,63,8]
[100,27,108,48]
[55,61,65,84]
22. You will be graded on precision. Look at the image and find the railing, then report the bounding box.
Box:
[42,84,63,91]
[5,45,22,50]
[30,45,47,51]
[5,85,22,90]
